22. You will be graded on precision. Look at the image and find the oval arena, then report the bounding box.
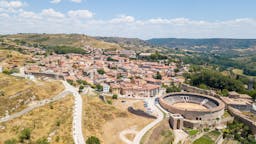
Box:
[159,92,225,121]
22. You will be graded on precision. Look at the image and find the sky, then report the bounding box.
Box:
[0,0,256,39]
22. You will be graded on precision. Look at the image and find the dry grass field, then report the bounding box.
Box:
[82,96,153,144]
[0,73,64,116]
[173,103,208,110]
[0,95,74,144]
[0,50,30,68]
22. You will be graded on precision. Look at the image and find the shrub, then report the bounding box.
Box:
[19,128,31,142]
[4,139,17,144]
[86,136,100,144]
[107,100,112,105]
[56,120,61,127]
[35,137,49,144]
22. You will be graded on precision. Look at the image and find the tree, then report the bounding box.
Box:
[199,84,208,90]
[79,85,84,93]
[154,72,162,80]
[86,136,100,144]
[19,128,31,142]
[4,139,17,144]
[107,57,117,62]
[97,69,105,75]
[221,89,229,96]
[96,84,103,92]
[112,94,118,99]
[166,85,181,93]
[174,68,179,73]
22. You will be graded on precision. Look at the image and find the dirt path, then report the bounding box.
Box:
[119,126,138,144]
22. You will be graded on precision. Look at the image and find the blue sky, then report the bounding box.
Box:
[25,0,256,20]
[0,0,256,39]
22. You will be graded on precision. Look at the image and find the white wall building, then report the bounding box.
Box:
[102,83,110,93]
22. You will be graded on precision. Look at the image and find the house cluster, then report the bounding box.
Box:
[24,49,185,97]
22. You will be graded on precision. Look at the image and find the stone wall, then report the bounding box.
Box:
[29,72,65,80]
[228,106,256,135]
[181,84,221,98]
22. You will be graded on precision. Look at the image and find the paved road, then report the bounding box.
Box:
[0,90,71,123]
[132,97,164,144]
[62,81,86,144]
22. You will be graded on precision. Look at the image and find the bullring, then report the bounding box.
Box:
[159,92,225,121]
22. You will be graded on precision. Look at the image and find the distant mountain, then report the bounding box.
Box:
[95,37,149,47]
[147,38,256,50]
[95,37,158,51]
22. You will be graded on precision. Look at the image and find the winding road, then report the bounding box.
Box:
[0,90,71,123]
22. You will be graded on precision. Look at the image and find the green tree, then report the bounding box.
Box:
[221,89,229,96]
[199,84,208,90]
[154,72,162,80]
[86,136,100,144]
[112,94,118,99]
[97,69,105,75]
[96,84,103,92]
[79,85,84,93]
[174,68,179,73]
[166,85,181,93]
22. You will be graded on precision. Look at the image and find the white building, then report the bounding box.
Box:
[102,83,110,93]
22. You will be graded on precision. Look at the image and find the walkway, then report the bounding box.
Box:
[132,97,164,144]
[62,81,86,144]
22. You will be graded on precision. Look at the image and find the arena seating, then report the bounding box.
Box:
[164,94,218,109]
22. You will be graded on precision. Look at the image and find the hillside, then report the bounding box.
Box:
[0,73,64,117]
[147,38,256,51]
[0,95,73,144]
[1,34,123,51]
[95,36,162,52]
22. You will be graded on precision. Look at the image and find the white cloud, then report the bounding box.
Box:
[70,0,82,3]
[0,0,24,8]
[1,9,256,39]
[68,10,93,19]
[19,11,40,19]
[50,0,61,4]
[41,8,65,18]
[0,12,9,17]
[110,15,135,23]
[0,0,26,13]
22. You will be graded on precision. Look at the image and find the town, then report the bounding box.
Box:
[24,48,185,98]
